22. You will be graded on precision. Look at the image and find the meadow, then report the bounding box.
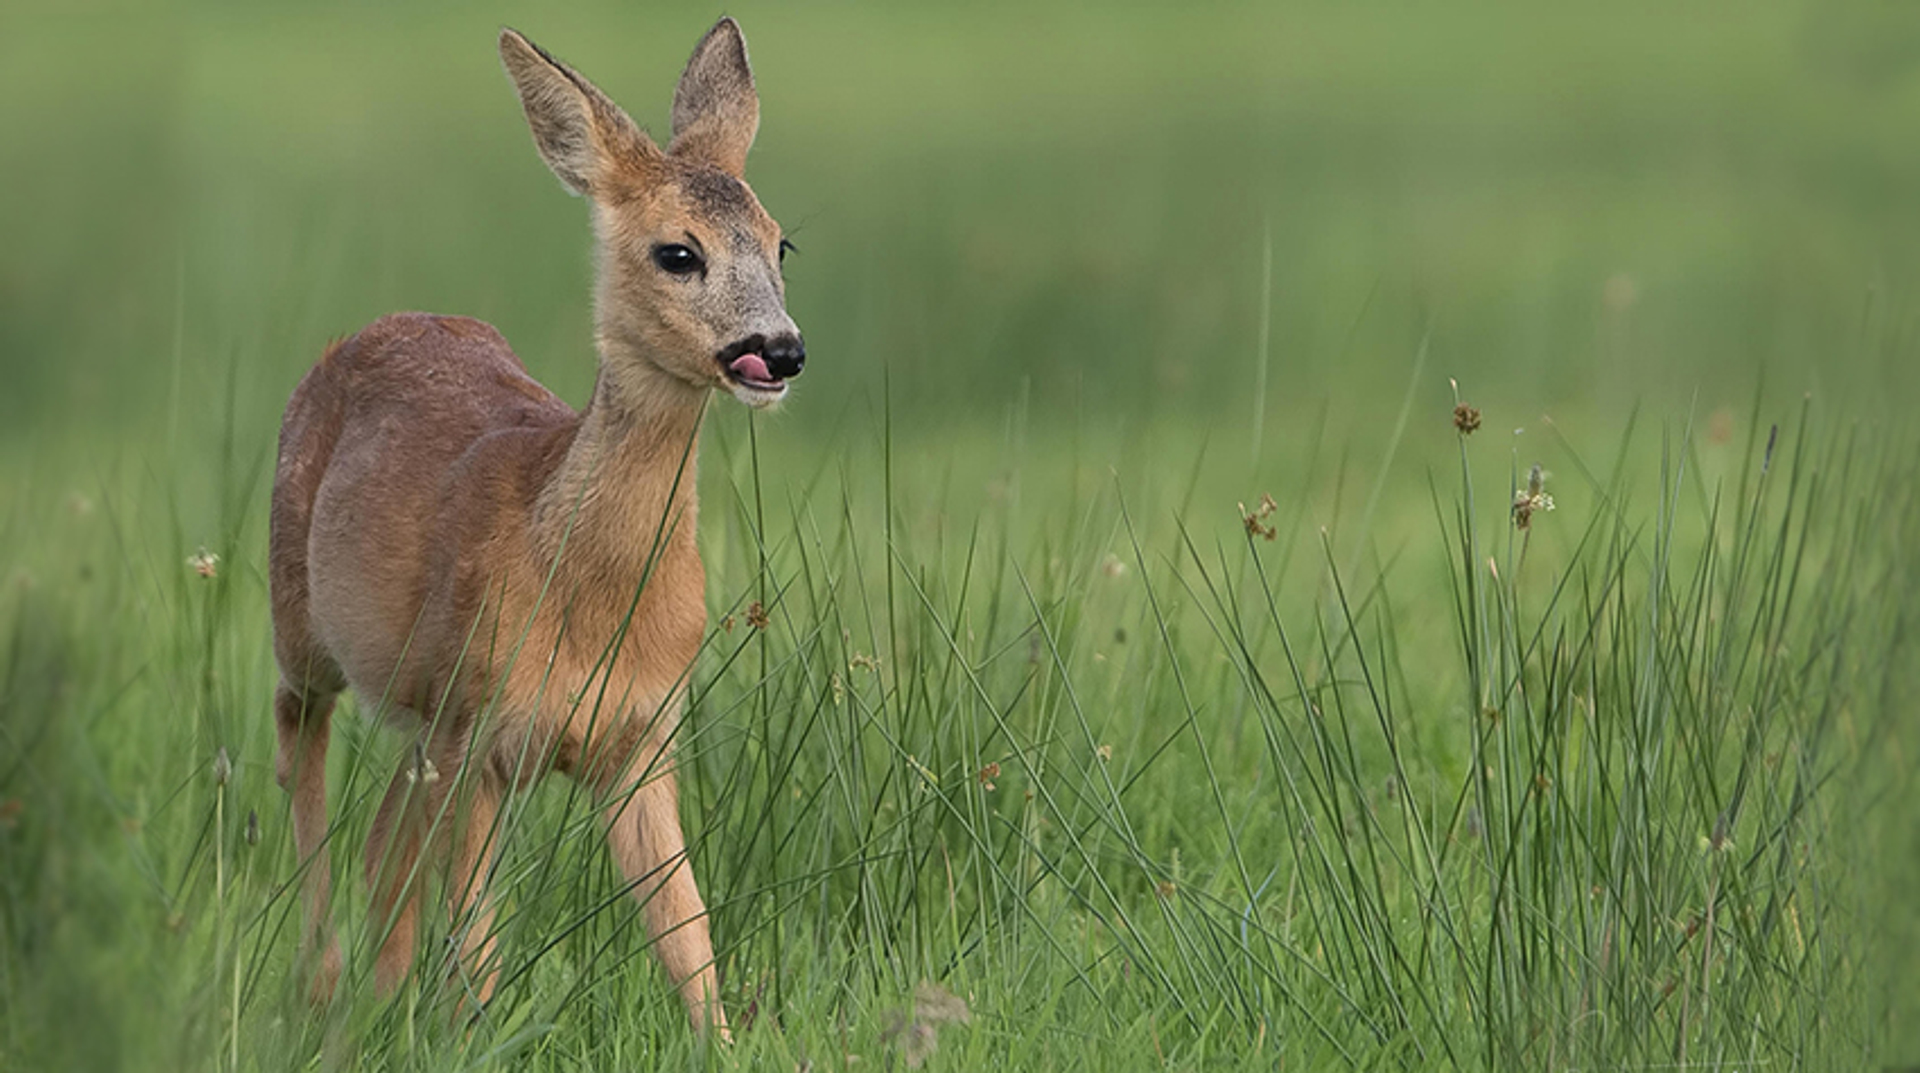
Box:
[3,2,1918,1069]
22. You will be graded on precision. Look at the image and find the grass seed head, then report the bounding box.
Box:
[406,742,440,785]
[1701,812,1736,853]
[1512,463,1555,530]
[977,761,1000,791]
[1453,402,1482,434]
[188,547,220,579]
[1239,495,1278,541]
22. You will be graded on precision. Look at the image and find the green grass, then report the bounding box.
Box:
[3,2,1919,1070]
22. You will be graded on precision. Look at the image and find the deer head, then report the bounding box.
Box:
[500,20,804,410]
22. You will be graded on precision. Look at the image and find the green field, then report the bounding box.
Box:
[4,2,1918,1069]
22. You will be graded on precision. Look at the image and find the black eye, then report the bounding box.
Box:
[778,238,797,263]
[652,243,703,275]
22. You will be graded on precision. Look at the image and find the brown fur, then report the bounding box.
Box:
[269,19,798,1036]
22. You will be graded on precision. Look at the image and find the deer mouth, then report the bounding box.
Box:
[721,351,786,393]
[715,334,803,408]
[719,352,787,408]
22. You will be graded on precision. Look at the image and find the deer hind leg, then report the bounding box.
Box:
[275,683,342,1005]
[601,762,728,1036]
[364,739,450,996]
[443,761,506,1010]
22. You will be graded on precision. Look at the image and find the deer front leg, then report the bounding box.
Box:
[602,764,728,1037]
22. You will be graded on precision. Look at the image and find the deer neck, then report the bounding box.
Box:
[536,350,708,592]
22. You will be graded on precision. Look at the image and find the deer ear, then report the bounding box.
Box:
[669,18,759,176]
[499,29,659,197]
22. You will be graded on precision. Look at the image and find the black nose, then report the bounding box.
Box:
[764,334,805,380]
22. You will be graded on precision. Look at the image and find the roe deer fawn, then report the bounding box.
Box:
[269,19,801,1035]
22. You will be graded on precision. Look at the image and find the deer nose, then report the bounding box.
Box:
[764,334,805,380]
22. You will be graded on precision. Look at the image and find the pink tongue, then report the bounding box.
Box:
[729,353,774,383]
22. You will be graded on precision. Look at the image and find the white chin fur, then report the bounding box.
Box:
[727,380,788,409]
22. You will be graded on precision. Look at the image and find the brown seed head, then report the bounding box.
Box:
[977,761,1001,791]
[1453,402,1482,434]
[1239,497,1278,541]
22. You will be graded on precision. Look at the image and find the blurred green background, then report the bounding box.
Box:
[7,0,1920,466]
[4,1,1920,1068]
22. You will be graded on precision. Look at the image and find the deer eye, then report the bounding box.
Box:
[652,243,703,275]
[778,238,797,264]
